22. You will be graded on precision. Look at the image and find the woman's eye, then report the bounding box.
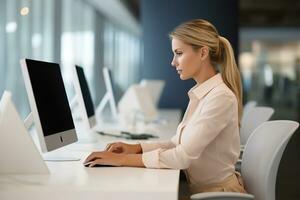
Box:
[176,52,182,56]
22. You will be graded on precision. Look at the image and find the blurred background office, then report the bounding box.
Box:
[0,0,143,116]
[0,0,299,199]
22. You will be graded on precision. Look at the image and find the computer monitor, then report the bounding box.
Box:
[140,79,165,107]
[20,58,78,153]
[96,67,118,119]
[72,65,96,130]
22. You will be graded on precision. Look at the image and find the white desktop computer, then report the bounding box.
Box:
[20,58,78,153]
[72,65,97,130]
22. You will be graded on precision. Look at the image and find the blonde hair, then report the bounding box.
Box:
[169,19,243,125]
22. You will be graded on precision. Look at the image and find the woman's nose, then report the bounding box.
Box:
[171,58,176,67]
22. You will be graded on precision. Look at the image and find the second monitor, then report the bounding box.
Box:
[72,65,97,130]
[72,65,121,133]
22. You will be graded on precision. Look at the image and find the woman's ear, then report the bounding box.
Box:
[199,46,209,61]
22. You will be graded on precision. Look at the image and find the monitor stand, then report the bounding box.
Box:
[96,91,118,120]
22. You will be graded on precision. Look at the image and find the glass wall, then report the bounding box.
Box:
[239,28,300,121]
[0,0,142,118]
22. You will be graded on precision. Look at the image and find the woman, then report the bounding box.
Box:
[84,19,246,194]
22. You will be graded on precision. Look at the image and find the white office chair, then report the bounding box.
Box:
[191,120,299,200]
[237,107,274,172]
[241,101,257,125]
[240,106,274,147]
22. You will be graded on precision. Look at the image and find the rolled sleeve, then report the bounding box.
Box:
[142,145,194,169]
[142,149,161,168]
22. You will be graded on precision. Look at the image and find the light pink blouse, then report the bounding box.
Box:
[141,73,240,188]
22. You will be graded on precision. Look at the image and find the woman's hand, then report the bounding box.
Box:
[84,151,145,168]
[105,142,142,154]
[84,151,124,167]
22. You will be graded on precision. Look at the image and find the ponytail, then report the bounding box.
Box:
[219,36,243,126]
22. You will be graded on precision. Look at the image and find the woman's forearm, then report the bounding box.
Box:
[122,154,145,167]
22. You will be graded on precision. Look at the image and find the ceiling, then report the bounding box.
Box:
[122,0,300,27]
[240,0,300,27]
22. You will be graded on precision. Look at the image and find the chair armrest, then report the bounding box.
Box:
[190,192,254,200]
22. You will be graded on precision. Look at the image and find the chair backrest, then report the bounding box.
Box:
[241,120,299,200]
[241,101,257,123]
[240,106,274,145]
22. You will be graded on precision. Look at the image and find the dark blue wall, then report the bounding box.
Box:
[140,0,238,112]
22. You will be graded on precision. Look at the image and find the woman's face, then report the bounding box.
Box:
[171,38,203,80]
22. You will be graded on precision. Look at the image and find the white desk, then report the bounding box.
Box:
[0,109,181,200]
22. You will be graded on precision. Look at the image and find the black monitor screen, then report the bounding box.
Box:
[75,66,95,118]
[26,59,75,136]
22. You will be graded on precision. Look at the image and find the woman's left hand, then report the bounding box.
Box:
[84,151,125,167]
